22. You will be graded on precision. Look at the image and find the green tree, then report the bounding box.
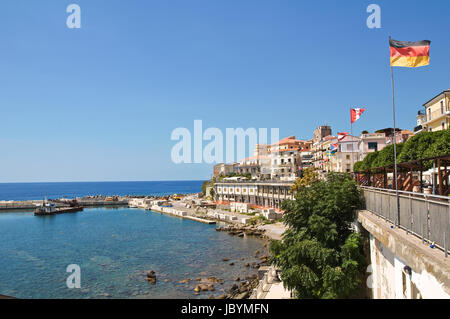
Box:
[398,130,443,163]
[291,167,318,192]
[359,151,378,171]
[201,180,209,196]
[353,161,363,172]
[371,143,404,169]
[270,173,365,299]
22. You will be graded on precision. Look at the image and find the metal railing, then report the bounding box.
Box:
[362,186,450,256]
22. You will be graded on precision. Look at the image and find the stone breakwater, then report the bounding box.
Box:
[215,225,267,239]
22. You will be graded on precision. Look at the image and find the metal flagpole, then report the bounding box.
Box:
[351,116,354,172]
[389,37,400,226]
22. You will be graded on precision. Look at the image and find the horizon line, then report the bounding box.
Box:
[0,179,207,184]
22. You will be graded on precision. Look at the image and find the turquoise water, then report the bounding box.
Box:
[0,207,266,299]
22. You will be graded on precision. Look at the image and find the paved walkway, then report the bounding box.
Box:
[258,223,287,240]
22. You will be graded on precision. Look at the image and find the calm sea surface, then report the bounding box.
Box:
[0,181,204,201]
[0,207,266,299]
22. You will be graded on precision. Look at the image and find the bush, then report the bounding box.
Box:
[270,173,366,299]
[355,129,450,171]
[371,143,404,169]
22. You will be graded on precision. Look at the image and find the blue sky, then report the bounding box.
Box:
[0,0,449,182]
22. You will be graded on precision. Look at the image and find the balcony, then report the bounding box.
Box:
[426,109,450,123]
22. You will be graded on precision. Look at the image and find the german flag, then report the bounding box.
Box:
[389,38,431,67]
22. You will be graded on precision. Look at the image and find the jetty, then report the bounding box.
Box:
[34,206,83,216]
[148,206,216,224]
[128,198,215,224]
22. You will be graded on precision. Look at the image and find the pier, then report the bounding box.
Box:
[0,198,128,211]
[147,206,216,224]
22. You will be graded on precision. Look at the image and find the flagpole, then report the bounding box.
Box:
[389,37,400,227]
[351,115,354,172]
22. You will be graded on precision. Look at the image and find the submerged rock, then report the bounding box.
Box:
[178,278,191,284]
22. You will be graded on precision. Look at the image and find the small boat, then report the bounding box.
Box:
[34,199,83,216]
[34,202,57,216]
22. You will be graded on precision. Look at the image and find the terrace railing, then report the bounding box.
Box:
[362,186,450,256]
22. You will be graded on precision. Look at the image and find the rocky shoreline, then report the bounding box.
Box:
[141,224,273,299]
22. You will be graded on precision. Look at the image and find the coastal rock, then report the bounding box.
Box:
[234,277,240,281]
[244,262,250,267]
[146,271,157,284]
[222,258,229,262]
[194,285,201,292]
[235,291,250,299]
[198,284,210,291]
[229,262,234,266]
[239,286,248,293]
[178,278,191,284]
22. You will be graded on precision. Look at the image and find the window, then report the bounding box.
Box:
[441,101,444,114]
[402,272,408,298]
[428,108,431,120]
[346,155,350,160]
[368,142,378,151]
[347,144,353,151]
[442,121,445,130]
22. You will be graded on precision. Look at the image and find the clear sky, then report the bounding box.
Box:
[0,0,449,182]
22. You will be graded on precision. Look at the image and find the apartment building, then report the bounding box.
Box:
[414,110,427,135]
[422,89,450,132]
[214,181,294,209]
[213,163,239,178]
[358,132,387,161]
[237,156,263,179]
[266,136,311,181]
[329,135,359,173]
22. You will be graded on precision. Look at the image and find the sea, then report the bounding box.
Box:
[0,181,267,299]
[0,180,204,201]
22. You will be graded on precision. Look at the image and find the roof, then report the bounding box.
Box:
[422,89,450,106]
[323,135,337,141]
[338,135,359,142]
[271,136,304,145]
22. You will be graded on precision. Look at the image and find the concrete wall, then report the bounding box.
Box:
[359,210,450,299]
[369,234,449,299]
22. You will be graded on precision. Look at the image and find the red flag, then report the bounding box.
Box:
[351,108,366,124]
[338,132,348,141]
